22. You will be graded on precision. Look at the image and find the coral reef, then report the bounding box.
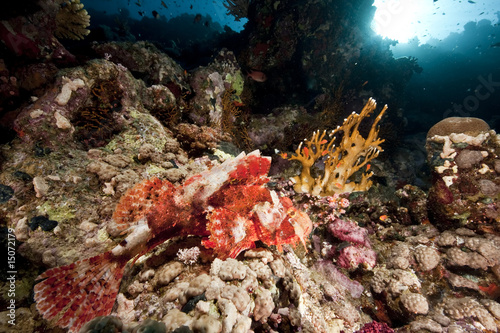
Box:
[426,116,500,232]
[0,2,499,331]
[0,0,77,63]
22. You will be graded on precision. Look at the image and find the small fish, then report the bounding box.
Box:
[468,0,475,3]
[366,163,371,170]
[204,21,210,27]
[194,13,202,23]
[490,42,500,48]
[247,70,267,82]
[161,0,168,8]
[138,11,144,16]
[361,80,368,87]
[279,152,288,159]
[303,146,309,157]
[190,4,193,9]
[152,10,159,19]
[379,214,388,221]
[135,0,141,6]
[34,151,312,333]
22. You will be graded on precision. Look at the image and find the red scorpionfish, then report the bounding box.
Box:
[34,150,312,332]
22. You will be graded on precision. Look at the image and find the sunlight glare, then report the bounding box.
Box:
[372,0,422,43]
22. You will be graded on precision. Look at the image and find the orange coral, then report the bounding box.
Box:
[284,98,387,196]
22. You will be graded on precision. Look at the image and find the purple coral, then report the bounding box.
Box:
[314,260,364,298]
[328,218,376,269]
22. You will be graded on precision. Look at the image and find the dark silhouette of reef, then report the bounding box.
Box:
[394,13,500,134]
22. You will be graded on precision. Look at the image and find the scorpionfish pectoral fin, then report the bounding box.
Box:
[251,193,312,252]
[202,206,259,259]
[279,197,313,250]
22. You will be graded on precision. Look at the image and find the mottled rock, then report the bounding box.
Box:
[155,261,184,287]
[87,161,119,181]
[32,176,49,197]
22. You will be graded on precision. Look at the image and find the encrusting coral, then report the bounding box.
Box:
[282,98,387,196]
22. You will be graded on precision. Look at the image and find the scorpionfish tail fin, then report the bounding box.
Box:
[34,251,126,333]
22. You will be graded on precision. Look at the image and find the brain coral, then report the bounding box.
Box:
[427,117,490,138]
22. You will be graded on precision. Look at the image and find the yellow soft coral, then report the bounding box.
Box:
[284,98,387,196]
[55,0,90,40]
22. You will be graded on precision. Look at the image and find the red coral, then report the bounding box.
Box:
[355,321,394,333]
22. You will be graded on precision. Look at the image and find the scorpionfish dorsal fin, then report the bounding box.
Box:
[227,150,271,185]
[182,150,271,204]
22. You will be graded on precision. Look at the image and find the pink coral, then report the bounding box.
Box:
[328,218,370,248]
[338,245,377,270]
[328,218,376,269]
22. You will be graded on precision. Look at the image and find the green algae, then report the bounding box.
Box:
[37,201,76,222]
